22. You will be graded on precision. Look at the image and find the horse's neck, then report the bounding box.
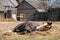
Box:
[36,23,47,29]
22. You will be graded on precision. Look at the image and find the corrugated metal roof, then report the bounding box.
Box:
[0,0,11,11]
[0,0,18,11]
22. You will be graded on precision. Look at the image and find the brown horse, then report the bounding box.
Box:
[13,21,52,34]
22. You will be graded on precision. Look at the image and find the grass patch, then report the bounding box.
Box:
[0,35,60,40]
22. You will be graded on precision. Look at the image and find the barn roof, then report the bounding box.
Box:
[1,0,59,11]
[25,0,50,9]
[16,0,52,12]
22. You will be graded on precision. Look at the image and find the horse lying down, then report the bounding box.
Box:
[12,21,52,34]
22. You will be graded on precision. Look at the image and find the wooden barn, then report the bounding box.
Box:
[16,0,51,21]
[16,0,36,21]
[15,0,60,21]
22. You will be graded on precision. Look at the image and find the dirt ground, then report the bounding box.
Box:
[0,21,60,40]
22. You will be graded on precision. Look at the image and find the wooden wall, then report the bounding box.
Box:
[0,12,4,18]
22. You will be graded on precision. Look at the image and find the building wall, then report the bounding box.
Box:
[4,8,17,21]
[11,9,17,20]
[51,9,60,21]
[0,12,4,18]
[48,8,60,21]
